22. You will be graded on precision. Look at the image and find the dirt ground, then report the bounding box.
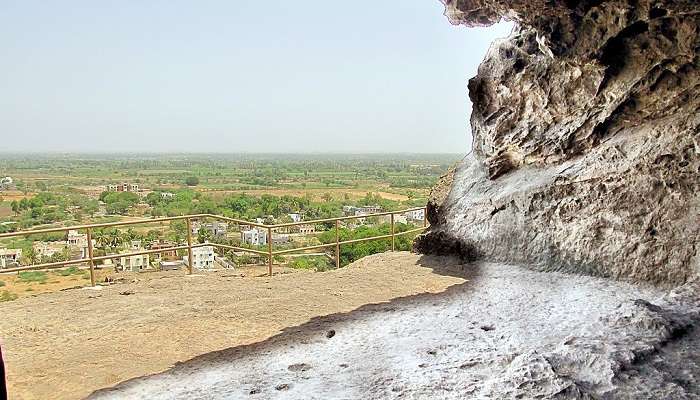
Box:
[0,191,36,202]
[0,252,465,400]
[0,268,106,300]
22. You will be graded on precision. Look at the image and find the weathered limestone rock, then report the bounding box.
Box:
[416,0,700,286]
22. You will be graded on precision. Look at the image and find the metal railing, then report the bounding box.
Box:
[0,207,428,284]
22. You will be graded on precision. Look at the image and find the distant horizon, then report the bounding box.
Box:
[0,0,512,153]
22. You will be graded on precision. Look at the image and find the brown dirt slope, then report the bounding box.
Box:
[0,252,465,400]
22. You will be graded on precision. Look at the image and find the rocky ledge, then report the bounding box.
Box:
[416,0,699,286]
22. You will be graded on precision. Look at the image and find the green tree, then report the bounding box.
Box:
[169,220,188,243]
[197,227,212,244]
[82,200,99,217]
[185,176,200,186]
[22,248,38,266]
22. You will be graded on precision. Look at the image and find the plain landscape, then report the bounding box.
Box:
[1,0,698,398]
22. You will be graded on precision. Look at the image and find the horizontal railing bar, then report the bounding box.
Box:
[204,214,268,228]
[0,244,203,273]
[210,243,269,256]
[0,214,211,239]
[90,244,199,263]
[0,208,424,239]
[271,227,427,257]
[272,242,336,256]
[0,227,429,273]
[395,226,428,235]
[0,259,89,273]
[339,233,394,246]
[269,207,426,229]
[0,207,427,273]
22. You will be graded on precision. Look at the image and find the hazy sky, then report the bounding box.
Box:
[0,1,512,154]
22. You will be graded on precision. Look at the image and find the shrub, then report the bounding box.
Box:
[54,266,82,276]
[0,290,17,302]
[0,280,5,287]
[289,256,334,272]
[18,271,48,283]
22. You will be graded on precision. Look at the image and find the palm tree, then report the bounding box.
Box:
[93,230,109,250]
[106,229,124,251]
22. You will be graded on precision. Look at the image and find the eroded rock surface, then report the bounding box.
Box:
[416,0,700,285]
[86,255,700,400]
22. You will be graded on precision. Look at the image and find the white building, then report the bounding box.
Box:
[356,205,382,215]
[160,192,175,200]
[184,245,215,270]
[33,241,65,259]
[107,183,140,192]
[288,213,302,223]
[405,209,425,222]
[0,248,22,269]
[118,254,150,272]
[293,224,316,235]
[0,176,14,190]
[272,233,290,244]
[384,214,408,225]
[241,228,268,246]
[117,241,150,272]
[191,221,228,237]
[66,230,94,258]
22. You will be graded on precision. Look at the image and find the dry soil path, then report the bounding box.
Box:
[0,252,464,400]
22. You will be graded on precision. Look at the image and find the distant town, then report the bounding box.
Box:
[0,154,440,277]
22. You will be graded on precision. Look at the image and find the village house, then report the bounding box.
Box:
[405,209,425,222]
[117,240,150,272]
[160,192,175,200]
[159,260,185,271]
[241,228,268,246]
[0,176,15,191]
[191,221,228,237]
[183,245,215,270]
[288,213,302,223]
[66,230,94,258]
[380,214,408,225]
[288,224,315,235]
[0,248,22,269]
[342,205,383,217]
[342,205,355,215]
[356,205,383,215]
[107,183,140,193]
[33,241,66,259]
[272,233,290,245]
[148,240,178,262]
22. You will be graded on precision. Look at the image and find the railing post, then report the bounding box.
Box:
[267,226,273,277]
[335,220,340,269]
[390,213,395,252]
[186,218,194,275]
[86,228,96,287]
[423,207,427,227]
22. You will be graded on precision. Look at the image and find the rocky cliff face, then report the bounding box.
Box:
[416,0,700,285]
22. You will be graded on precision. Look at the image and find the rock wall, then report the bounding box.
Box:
[416,0,700,285]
